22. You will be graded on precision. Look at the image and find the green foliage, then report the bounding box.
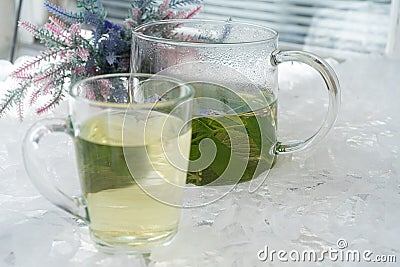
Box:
[0,0,203,119]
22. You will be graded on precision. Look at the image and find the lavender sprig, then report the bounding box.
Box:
[44,2,84,24]
[0,0,203,119]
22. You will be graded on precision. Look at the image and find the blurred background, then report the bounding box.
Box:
[0,0,399,61]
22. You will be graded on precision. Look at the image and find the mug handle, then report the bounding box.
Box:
[270,50,341,154]
[22,118,89,222]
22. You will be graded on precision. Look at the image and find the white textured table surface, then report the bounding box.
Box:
[0,56,399,266]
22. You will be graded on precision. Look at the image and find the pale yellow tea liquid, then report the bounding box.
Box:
[74,112,191,250]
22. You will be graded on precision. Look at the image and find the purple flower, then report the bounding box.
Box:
[104,20,125,34]
[105,53,116,65]
[145,94,165,103]
[198,109,224,117]
[0,0,204,118]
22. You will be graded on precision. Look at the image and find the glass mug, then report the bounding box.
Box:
[22,73,194,252]
[132,19,340,187]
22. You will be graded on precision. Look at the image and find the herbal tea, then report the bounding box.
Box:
[74,112,191,248]
[187,83,277,186]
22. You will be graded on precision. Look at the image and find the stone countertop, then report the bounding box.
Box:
[0,56,399,267]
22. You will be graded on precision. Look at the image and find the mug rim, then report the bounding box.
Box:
[133,19,279,47]
[69,73,195,109]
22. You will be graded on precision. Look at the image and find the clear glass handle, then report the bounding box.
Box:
[22,118,89,222]
[270,50,341,154]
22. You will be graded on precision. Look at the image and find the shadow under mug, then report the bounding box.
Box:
[132,19,341,186]
[22,73,194,252]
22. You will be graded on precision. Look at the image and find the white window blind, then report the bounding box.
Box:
[102,0,132,21]
[102,0,397,57]
[198,0,394,56]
